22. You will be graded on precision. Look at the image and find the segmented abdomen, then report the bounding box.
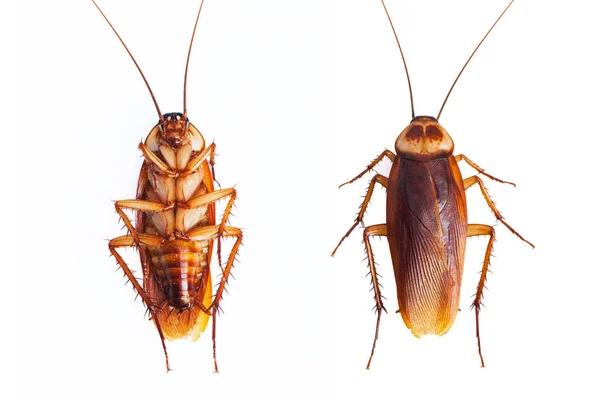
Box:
[148,239,210,310]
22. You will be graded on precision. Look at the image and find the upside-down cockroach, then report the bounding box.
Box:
[93,0,242,372]
[332,0,533,368]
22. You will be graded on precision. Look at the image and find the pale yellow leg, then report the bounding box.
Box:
[114,199,167,245]
[138,141,218,181]
[138,143,173,175]
[185,188,236,234]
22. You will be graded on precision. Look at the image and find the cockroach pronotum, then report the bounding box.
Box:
[332,0,533,368]
[93,0,242,372]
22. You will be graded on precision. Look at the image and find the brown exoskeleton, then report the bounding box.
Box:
[93,0,242,372]
[332,0,533,368]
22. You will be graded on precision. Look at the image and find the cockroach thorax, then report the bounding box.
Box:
[395,116,454,161]
[145,112,205,152]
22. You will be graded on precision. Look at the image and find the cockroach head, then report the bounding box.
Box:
[145,112,205,153]
[395,116,454,161]
[159,112,190,148]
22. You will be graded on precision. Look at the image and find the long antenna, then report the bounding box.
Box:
[380,0,415,119]
[437,0,515,120]
[92,0,163,121]
[183,0,206,117]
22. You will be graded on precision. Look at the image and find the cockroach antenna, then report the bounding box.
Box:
[183,0,206,118]
[91,0,164,121]
[437,0,515,120]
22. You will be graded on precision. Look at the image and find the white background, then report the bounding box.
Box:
[9,0,600,399]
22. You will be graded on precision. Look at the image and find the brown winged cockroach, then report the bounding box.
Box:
[332,0,533,368]
[93,0,242,372]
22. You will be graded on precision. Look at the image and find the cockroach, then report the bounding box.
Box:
[332,0,533,368]
[93,0,243,372]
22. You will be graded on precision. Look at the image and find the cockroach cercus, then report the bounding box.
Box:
[332,0,533,368]
[93,0,243,372]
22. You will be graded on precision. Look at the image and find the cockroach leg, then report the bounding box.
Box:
[212,312,219,373]
[208,227,243,308]
[188,226,243,373]
[463,176,534,248]
[207,143,219,186]
[339,150,396,188]
[211,228,243,373]
[184,142,216,174]
[108,236,170,371]
[185,188,236,234]
[185,187,237,269]
[139,143,173,175]
[455,154,515,186]
[111,233,163,248]
[182,142,225,271]
[332,174,389,256]
[467,223,495,368]
[114,199,167,244]
[363,223,388,370]
[192,297,212,316]
[217,236,224,273]
[117,199,166,212]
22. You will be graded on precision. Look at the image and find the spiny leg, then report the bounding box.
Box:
[363,223,388,370]
[185,188,237,235]
[139,143,173,175]
[188,225,243,372]
[109,235,171,372]
[184,142,216,176]
[117,187,237,237]
[467,224,495,368]
[339,149,395,188]
[211,229,242,373]
[117,188,236,229]
[191,283,213,317]
[185,187,237,268]
[463,176,534,248]
[455,154,515,186]
[332,174,388,256]
[217,236,224,273]
[208,227,243,311]
[114,199,167,244]
[207,142,220,187]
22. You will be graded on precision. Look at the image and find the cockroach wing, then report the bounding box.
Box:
[386,156,467,337]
